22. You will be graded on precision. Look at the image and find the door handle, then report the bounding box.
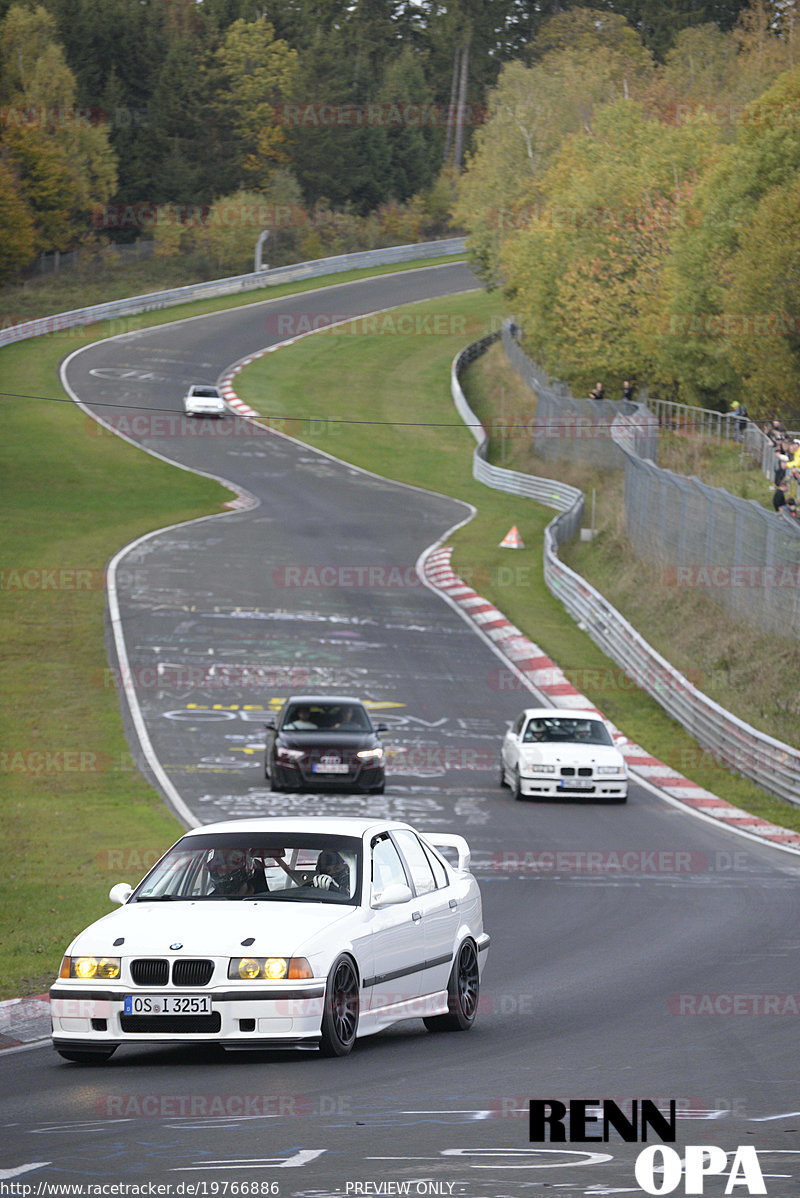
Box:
[412,910,422,922]
[449,899,457,909]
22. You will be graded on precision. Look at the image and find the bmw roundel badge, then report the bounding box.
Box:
[170,942,183,950]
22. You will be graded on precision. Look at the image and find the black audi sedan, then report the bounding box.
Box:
[264,695,387,794]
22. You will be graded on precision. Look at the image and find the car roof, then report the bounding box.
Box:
[180,817,407,840]
[280,694,367,706]
[520,707,604,720]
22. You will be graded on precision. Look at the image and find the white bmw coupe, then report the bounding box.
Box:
[50,817,489,1062]
[500,707,628,802]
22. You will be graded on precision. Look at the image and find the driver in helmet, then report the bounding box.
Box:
[206,848,265,896]
[310,850,350,894]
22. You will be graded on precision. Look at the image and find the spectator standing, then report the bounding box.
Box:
[622,380,634,404]
[773,481,789,513]
[589,381,605,400]
[729,400,748,442]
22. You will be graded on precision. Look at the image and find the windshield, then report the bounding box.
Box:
[522,717,613,746]
[282,702,371,732]
[131,833,362,903]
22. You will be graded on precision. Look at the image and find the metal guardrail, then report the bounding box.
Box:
[0,237,467,349]
[451,328,800,807]
[646,394,777,481]
[452,336,584,517]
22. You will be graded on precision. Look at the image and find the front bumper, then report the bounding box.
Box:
[50,981,327,1050]
[519,774,628,798]
[273,762,384,791]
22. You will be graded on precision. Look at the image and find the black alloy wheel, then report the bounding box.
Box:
[423,939,480,1033]
[319,955,360,1056]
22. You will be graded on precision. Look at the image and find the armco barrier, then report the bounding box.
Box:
[452,330,800,807]
[0,238,466,349]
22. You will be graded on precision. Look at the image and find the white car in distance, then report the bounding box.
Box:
[501,707,628,802]
[183,384,227,418]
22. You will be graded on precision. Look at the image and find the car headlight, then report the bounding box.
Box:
[276,747,304,763]
[228,957,313,981]
[356,747,384,762]
[60,955,121,980]
[597,765,625,775]
[524,762,556,773]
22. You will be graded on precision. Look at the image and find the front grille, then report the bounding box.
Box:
[131,959,169,986]
[560,767,574,776]
[121,1013,221,1034]
[173,959,213,986]
[578,767,593,777]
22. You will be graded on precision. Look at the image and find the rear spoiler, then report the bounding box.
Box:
[423,833,471,872]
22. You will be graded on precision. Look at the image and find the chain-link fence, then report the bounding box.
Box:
[503,325,800,640]
[623,454,800,637]
[451,327,800,805]
[501,325,658,467]
[646,393,778,481]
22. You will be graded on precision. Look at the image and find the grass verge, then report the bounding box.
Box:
[0,253,466,999]
[236,305,800,834]
[0,248,463,325]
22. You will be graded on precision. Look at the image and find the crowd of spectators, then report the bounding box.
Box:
[766,419,800,522]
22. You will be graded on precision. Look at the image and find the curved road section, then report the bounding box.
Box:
[3,263,798,1195]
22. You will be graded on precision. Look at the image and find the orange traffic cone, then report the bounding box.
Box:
[499,525,524,549]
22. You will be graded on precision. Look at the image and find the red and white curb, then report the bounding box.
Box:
[220,356,261,419]
[0,994,50,1050]
[424,545,800,850]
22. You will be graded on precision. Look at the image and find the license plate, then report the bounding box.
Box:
[559,778,594,790]
[123,994,212,1015]
[313,763,349,774]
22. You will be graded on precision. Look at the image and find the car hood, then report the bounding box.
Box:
[520,743,626,768]
[279,731,377,749]
[70,898,357,958]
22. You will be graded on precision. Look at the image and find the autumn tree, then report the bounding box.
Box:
[501,100,715,392]
[659,66,800,408]
[0,3,116,253]
[455,11,656,284]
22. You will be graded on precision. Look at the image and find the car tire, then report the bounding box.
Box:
[499,761,507,788]
[267,762,283,791]
[512,768,524,802]
[56,1048,116,1063]
[423,939,479,1033]
[319,955,359,1057]
[368,781,385,795]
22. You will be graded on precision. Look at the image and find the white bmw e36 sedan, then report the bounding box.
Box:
[500,707,628,802]
[50,817,489,1062]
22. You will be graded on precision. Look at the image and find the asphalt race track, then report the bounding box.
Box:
[3,263,799,1196]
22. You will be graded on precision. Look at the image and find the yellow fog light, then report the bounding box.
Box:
[73,957,98,979]
[263,957,288,981]
[70,955,121,980]
[229,956,313,980]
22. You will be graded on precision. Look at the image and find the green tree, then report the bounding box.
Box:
[724,175,800,412]
[455,15,656,284]
[0,3,116,251]
[209,15,299,189]
[0,157,36,279]
[660,66,800,406]
[501,100,715,392]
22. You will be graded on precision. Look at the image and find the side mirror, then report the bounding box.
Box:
[264,718,276,730]
[371,883,412,908]
[375,723,388,733]
[109,882,133,905]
